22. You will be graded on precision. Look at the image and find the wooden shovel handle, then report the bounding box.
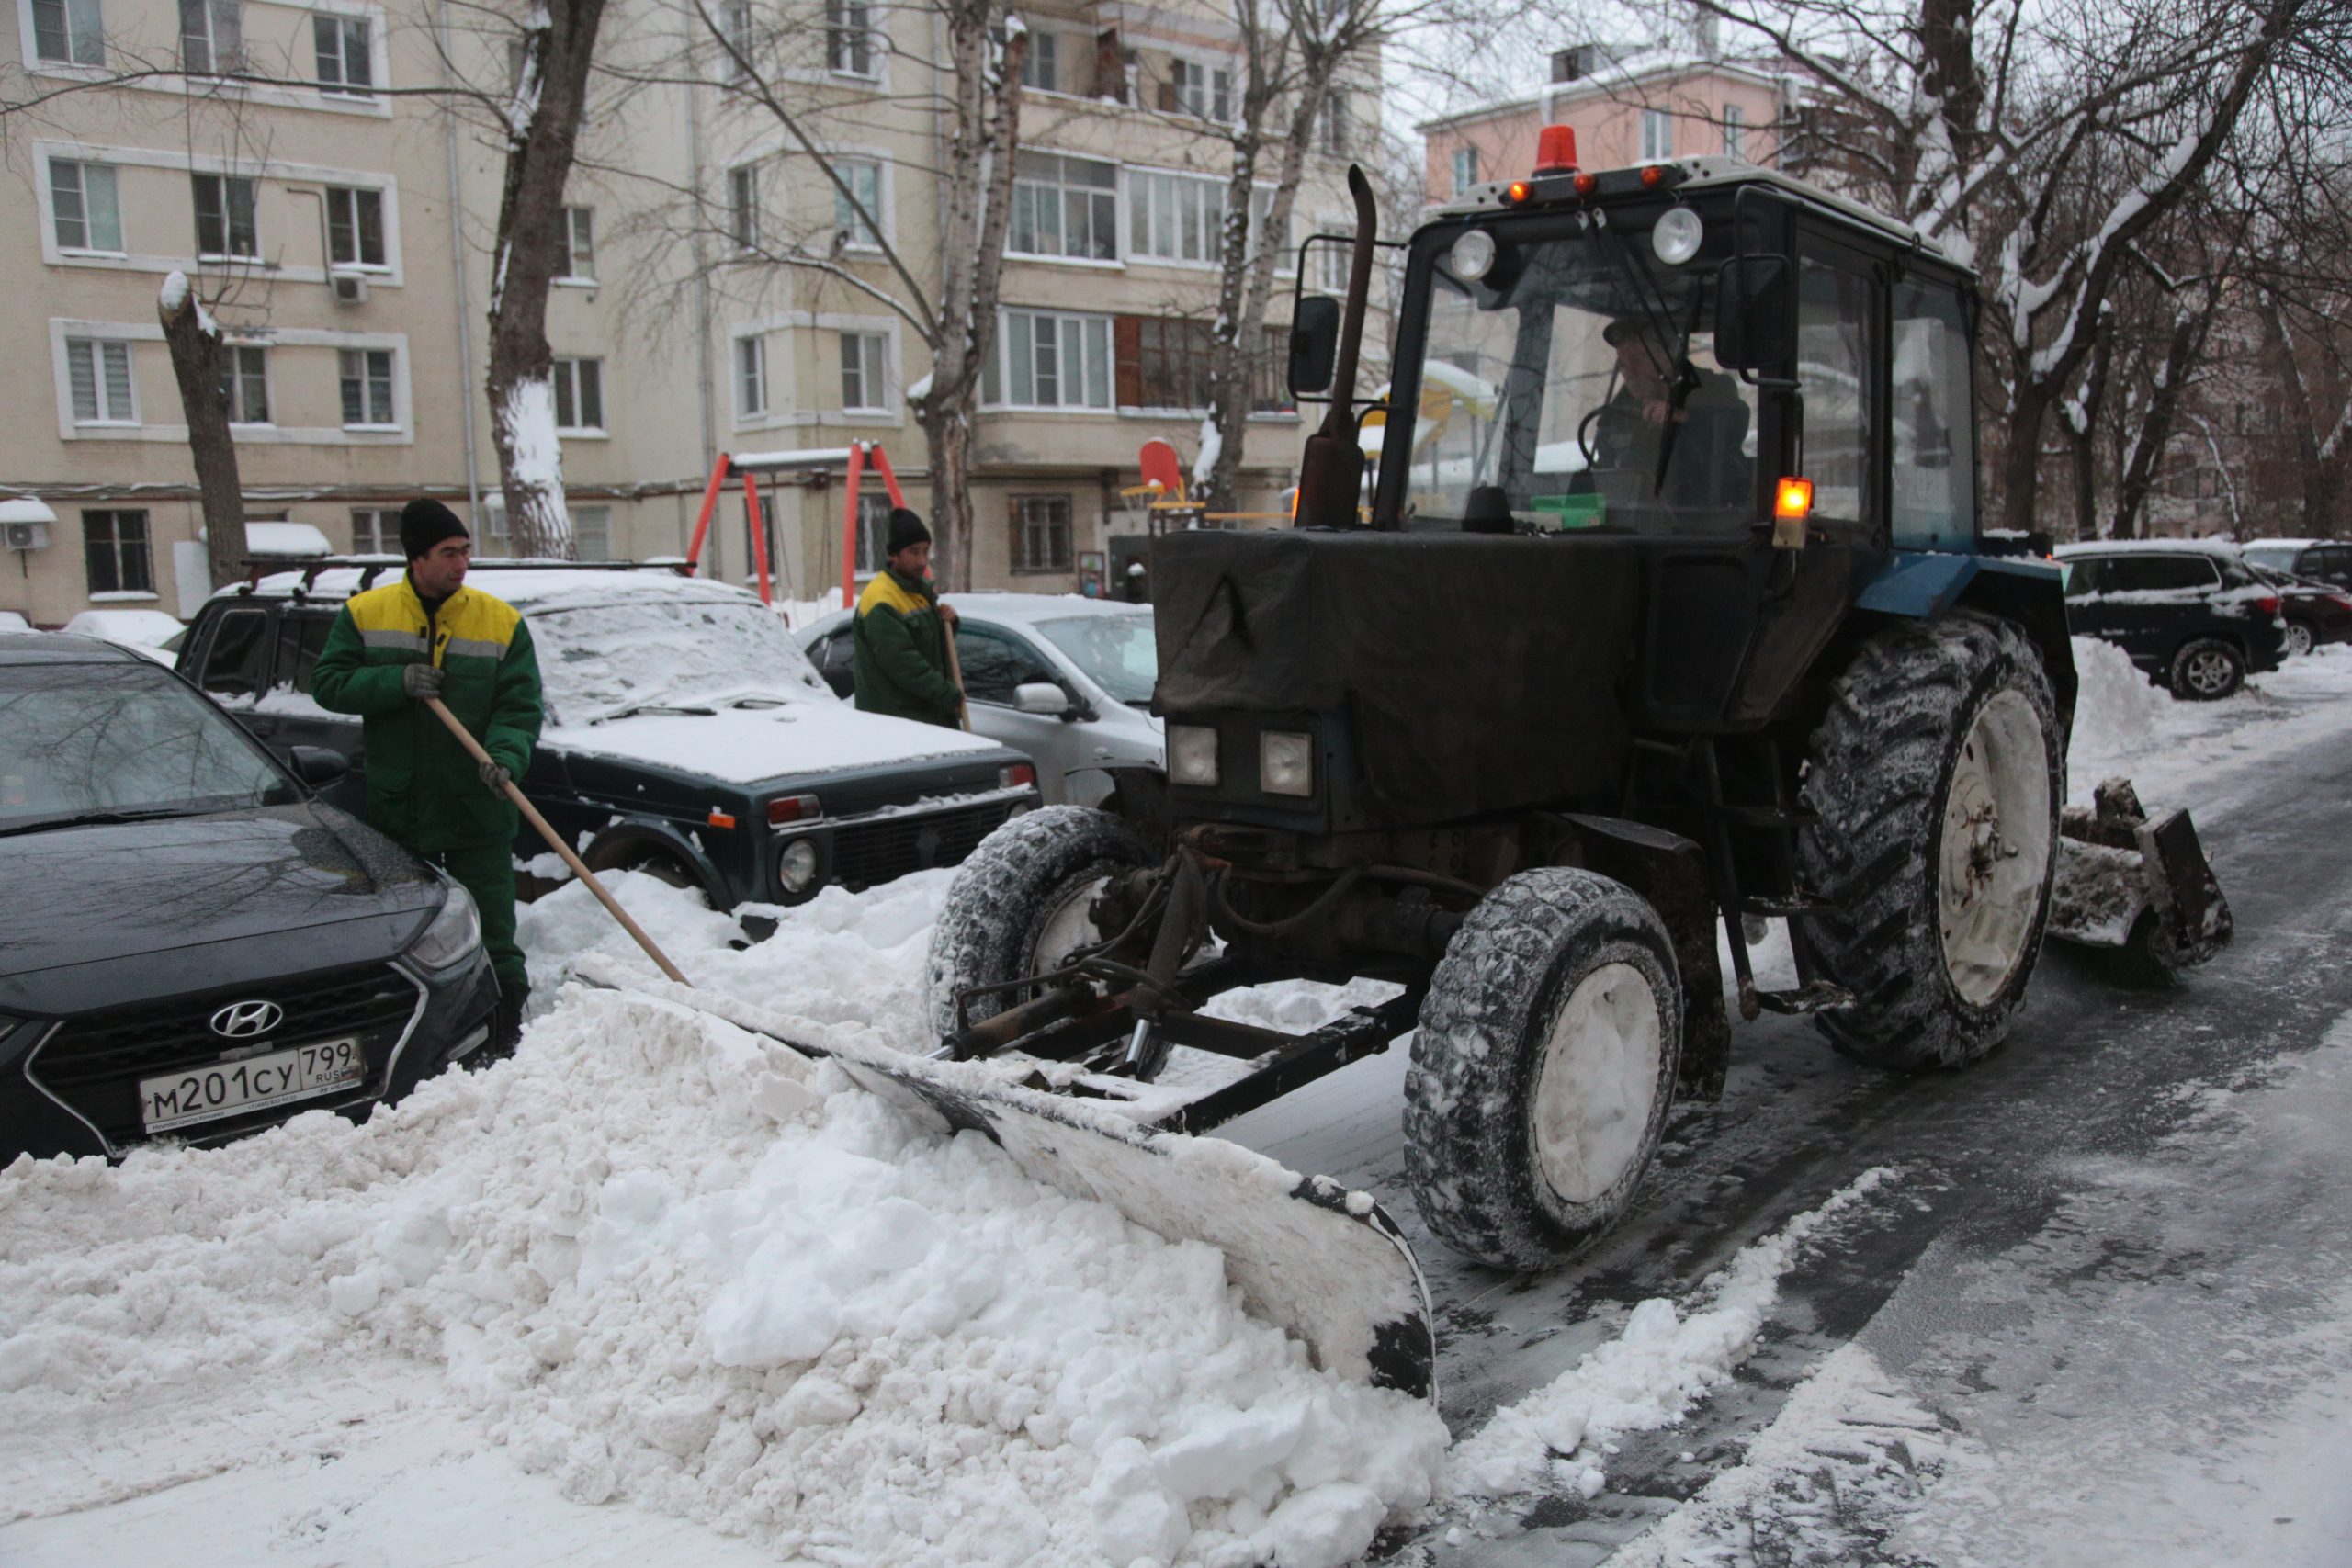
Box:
[423,695,693,986]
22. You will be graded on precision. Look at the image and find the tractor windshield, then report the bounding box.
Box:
[1390,216,1758,534]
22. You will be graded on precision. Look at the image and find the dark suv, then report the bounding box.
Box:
[2056,542,2288,699]
[178,563,1040,908]
[2,632,497,1163]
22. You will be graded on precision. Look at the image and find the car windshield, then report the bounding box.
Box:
[1034,613,1156,705]
[1396,215,1758,533]
[0,662,288,832]
[524,592,833,722]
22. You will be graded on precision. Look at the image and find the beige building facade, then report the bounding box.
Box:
[2,0,1363,624]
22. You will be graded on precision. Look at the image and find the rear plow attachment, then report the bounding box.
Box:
[2048,776,2233,982]
[572,955,1437,1403]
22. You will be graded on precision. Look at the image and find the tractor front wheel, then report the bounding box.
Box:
[925,806,1153,1043]
[1404,870,1684,1271]
[1796,611,2062,1069]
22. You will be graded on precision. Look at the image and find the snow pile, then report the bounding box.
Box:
[1450,1168,1892,1499]
[3,880,1444,1568]
[2066,633,2168,774]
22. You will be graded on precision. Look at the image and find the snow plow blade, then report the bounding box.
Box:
[2048,776,2233,978]
[572,957,1437,1402]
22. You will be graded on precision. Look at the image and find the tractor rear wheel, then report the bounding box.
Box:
[1795,611,2062,1069]
[1404,869,1684,1270]
[925,806,1153,1043]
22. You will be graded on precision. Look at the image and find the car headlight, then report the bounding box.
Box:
[778,837,819,893]
[408,885,482,971]
[1169,725,1220,787]
[1259,731,1315,797]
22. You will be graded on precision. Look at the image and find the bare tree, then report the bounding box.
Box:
[155,274,249,588]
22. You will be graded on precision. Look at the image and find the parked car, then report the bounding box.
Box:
[178,563,1040,908]
[798,594,1164,807]
[1,633,497,1164]
[2055,540,2289,699]
[2239,537,2352,592]
[61,608,185,664]
[2242,561,2352,658]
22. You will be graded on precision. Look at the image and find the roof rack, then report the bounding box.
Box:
[234,556,695,598]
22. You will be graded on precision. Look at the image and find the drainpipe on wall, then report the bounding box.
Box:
[437,0,484,519]
[682,0,717,557]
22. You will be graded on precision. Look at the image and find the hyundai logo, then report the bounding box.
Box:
[209,999,284,1039]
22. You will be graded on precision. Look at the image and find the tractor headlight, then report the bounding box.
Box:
[1449,229,1496,281]
[1259,731,1315,797]
[778,838,819,894]
[408,885,482,972]
[1169,725,1220,788]
[1652,207,1703,266]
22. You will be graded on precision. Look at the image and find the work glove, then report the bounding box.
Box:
[479,760,512,794]
[402,663,446,700]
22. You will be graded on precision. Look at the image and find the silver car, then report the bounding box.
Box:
[798,593,1163,807]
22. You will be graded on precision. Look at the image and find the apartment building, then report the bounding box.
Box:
[1418,42,1798,207]
[0,0,1365,625]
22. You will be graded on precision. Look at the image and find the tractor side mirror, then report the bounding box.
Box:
[1289,296,1341,396]
[1714,255,1792,370]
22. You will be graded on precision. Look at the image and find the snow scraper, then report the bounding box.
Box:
[2047,776,2233,980]
[571,955,1438,1403]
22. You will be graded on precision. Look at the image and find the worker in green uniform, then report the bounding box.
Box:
[852,507,964,728]
[311,500,545,1054]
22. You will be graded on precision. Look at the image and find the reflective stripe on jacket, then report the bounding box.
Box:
[311,574,544,852]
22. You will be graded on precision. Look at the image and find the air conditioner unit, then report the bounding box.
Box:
[4,521,50,551]
[330,272,370,305]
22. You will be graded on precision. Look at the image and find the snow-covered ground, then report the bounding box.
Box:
[6,641,2352,1567]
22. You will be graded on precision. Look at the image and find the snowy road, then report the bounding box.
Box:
[6,645,2351,1567]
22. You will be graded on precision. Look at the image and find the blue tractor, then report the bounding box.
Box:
[928,133,2229,1277]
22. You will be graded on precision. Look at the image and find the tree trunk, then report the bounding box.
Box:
[157,276,246,588]
[2109,301,2210,540]
[485,0,605,560]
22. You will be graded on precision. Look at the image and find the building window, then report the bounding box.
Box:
[1009,495,1073,574]
[1009,152,1116,260]
[50,158,122,251]
[572,503,611,561]
[555,206,594,278]
[84,510,153,595]
[853,489,889,574]
[1450,146,1477,195]
[192,174,259,259]
[220,344,268,423]
[718,0,751,78]
[1131,317,1214,410]
[1129,169,1224,264]
[66,337,137,424]
[825,0,873,75]
[1021,28,1057,90]
[840,331,887,410]
[313,12,371,93]
[1722,104,1747,159]
[729,164,761,251]
[832,158,881,248]
[986,310,1112,408]
[33,0,106,64]
[735,335,767,417]
[1641,107,1672,161]
[180,0,241,74]
[351,507,396,553]
[553,357,604,431]
[1321,90,1351,155]
[326,186,386,267]
[1312,217,1351,291]
[339,348,395,426]
[1169,58,1230,121]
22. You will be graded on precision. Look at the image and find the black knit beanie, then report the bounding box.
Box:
[400,498,470,561]
[886,507,932,556]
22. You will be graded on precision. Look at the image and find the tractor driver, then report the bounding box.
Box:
[1588,318,1751,513]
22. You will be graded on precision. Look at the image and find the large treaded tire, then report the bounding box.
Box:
[1404,869,1684,1271]
[924,806,1152,1043]
[1795,611,2062,1070]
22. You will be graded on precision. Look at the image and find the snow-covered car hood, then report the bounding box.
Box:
[544,698,1000,784]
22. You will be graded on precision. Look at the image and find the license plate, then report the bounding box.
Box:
[139,1037,366,1134]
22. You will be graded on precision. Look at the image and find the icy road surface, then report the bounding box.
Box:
[4,641,2351,1567]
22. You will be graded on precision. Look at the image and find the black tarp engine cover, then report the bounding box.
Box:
[1152,528,1640,826]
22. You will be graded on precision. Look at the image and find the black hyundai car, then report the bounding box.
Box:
[1,633,497,1164]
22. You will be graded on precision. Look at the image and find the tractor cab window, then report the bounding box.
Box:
[1795,256,1876,525]
[1891,278,1974,547]
[1396,217,1758,535]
